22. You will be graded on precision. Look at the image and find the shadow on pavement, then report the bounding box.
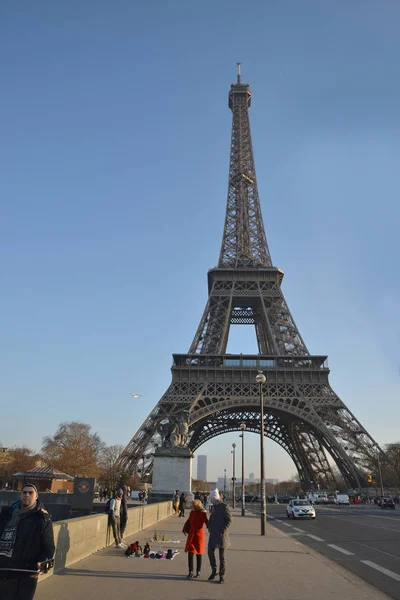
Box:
[57,568,218,582]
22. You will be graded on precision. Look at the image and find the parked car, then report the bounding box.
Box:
[325,495,338,505]
[314,495,327,505]
[278,496,291,504]
[381,498,396,510]
[238,494,259,503]
[286,499,316,519]
[336,494,350,505]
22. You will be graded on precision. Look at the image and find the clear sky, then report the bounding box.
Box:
[1,1,399,483]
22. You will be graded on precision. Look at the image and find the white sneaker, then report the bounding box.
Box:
[117,543,126,548]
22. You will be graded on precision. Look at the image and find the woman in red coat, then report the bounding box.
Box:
[182,499,209,578]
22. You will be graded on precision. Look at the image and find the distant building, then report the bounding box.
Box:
[249,472,255,481]
[266,478,279,485]
[197,455,207,481]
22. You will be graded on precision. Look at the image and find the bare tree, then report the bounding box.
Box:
[98,444,124,491]
[0,446,39,488]
[41,422,103,478]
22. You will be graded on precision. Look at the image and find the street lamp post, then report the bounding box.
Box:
[256,371,267,536]
[377,453,384,497]
[224,468,227,497]
[231,443,236,509]
[239,423,247,516]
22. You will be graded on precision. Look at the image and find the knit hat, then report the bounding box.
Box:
[210,489,220,501]
[23,482,39,495]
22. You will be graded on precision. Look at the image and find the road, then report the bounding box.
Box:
[249,502,400,600]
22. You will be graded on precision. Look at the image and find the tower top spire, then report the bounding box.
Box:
[236,62,242,83]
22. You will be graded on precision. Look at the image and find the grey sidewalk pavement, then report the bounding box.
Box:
[37,508,390,600]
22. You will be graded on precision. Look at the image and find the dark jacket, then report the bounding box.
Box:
[0,500,55,572]
[120,494,128,527]
[207,501,231,549]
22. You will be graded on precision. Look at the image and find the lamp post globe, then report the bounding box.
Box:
[256,372,266,385]
[256,371,267,536]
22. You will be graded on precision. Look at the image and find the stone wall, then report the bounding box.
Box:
[0,490,72,521]
[40,500,173,581]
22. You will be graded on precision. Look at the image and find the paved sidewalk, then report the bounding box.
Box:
[37,509,390,600]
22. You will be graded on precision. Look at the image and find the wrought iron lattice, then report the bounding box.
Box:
[119,67,380,489]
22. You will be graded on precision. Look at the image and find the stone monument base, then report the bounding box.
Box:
[148,447,194,507]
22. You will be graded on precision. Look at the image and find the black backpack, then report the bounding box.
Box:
[105,499,111,514]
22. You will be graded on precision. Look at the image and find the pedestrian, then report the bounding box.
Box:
[109,490,126,549]
[182,499,208,579]
[179,492,186,518]
[207,488,232,584]
[119,486,128,543]
[172,490,180,515]
[0,482,55,600]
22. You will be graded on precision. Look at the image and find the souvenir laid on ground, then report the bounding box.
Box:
[126,549,179,560]
[150,537,181,543]
[152,532,171,542]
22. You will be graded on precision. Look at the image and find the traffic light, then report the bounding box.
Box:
[366,474,373,483]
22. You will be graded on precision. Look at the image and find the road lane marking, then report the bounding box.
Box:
[281,522,291,527]
[327,544,354,555]
[361,560,400,581]
[312,513,400,534]
[369,514,400,523]
[292,527,305,533]
[307,534,324,542]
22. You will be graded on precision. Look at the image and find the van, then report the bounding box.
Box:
[336,494,350,505]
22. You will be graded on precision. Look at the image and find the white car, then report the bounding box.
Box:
[286,499,316,519]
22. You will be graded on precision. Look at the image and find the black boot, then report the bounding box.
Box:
[195,571,201,578]
[186,572,194,579]
[208,570,218,581]
[219,576,225,584]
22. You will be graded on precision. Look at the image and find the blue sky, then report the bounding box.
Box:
[1,1,399,482]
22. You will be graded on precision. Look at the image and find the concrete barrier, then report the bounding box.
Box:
[41,501,173,581]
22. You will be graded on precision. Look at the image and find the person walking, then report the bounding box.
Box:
[119,486,128,543]
[179,492,186,518]
[172,490,180,515]
[0,482,55,600]
[182,499,208,579]
[109,490,125,548]
[207,489,232,584]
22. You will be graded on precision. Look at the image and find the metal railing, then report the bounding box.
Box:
[173,354,328,370]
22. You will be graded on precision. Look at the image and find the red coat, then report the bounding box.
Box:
[182,509,208,554]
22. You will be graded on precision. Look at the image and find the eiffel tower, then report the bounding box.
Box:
[120,65,378,489]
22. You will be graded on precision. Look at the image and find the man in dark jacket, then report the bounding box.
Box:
[119,486,128,543]
[178,492,186,518]
[0,482,55,599]
[207,488,232,584]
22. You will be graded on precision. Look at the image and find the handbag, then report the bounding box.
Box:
[184,520,191,534]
